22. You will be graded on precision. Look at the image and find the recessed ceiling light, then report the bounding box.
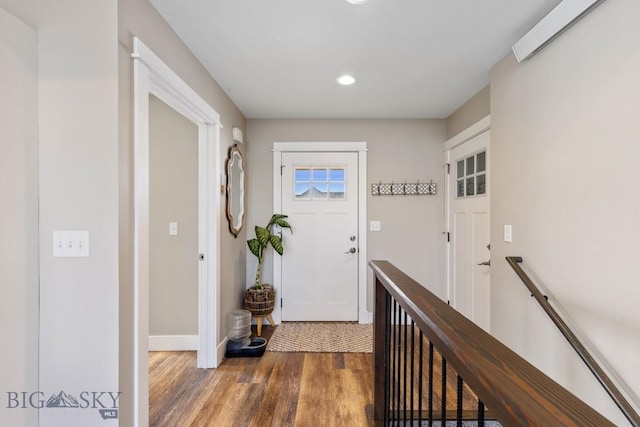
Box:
[346,0,370,4]
[337,75,356,86]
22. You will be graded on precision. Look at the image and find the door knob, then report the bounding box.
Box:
[477,260,490,266]
[345,247,357,254]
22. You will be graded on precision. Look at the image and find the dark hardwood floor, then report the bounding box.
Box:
[149,325,481,426]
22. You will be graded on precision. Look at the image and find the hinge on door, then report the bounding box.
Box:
[446,163,451,174]
[280,298,283,308]
[280,164,285,175]
[443,231,450,242]
[447,300,450,305]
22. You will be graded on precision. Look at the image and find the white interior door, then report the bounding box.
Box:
[281,152,359,321]
[448,130,490,331]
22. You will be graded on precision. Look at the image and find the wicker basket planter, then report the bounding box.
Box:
[244,284,276,316]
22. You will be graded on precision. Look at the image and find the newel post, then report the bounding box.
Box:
[373,275,390,422]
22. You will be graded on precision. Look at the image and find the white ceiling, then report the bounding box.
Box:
[149,0,562,119]
[151,1,559,119]
[0,0,562,119]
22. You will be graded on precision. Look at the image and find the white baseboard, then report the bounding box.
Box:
[149,335,199,351]
[216,337,228,366]
[359,310,373,324]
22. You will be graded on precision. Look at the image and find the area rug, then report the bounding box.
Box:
[266,322,372,353]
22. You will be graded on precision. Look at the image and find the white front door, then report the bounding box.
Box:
[280,152,359,321]
[448,130,490,331]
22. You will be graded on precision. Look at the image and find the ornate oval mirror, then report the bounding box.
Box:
[226,145,245,237]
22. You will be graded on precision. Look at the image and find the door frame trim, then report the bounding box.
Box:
[132,37,222,427]
[443,115,490,306]
[272,142,369,324]
[444,115,491,152]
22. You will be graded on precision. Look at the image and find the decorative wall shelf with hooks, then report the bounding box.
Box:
[371,180,437,196]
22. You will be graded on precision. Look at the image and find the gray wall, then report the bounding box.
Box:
[35,1,120,426]
[118,0,248,423]
[149,95,199,336]
[0,8,38,427]
[246,119,447,312]
[446,85,490,139]
[490,0,640,424]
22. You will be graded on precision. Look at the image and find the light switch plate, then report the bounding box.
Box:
[504,225,513,243]
[169,222,178,236]
[53,231,90,257]
[370,221,381,232]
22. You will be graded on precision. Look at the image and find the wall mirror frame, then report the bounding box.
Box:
[226,145,246,237]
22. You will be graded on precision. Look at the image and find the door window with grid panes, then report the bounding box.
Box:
[456,151,486,198]
[294,167,346,200]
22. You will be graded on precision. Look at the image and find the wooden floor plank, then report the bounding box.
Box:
[295,353,335,426]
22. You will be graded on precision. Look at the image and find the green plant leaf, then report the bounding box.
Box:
[269,214,288,222]
[274,218,292,232]
[267,214,288,231]
[255,226,270,247]
[247,238,261,259]
[269,235,284,255]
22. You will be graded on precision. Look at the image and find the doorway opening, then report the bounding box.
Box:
[132,38,222,427]
[148,95,199,351]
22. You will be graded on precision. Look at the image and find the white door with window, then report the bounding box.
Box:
[447,130,490,331]
[280,152,359,321]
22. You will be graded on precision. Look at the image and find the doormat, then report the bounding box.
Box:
[266,322,372,353]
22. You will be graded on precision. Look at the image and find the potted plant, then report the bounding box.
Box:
[245,214,292,316]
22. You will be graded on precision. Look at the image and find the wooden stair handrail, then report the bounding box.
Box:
[507,256,640,427]
[370,260,616,426]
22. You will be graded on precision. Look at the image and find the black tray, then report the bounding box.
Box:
[225,337,267,358]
